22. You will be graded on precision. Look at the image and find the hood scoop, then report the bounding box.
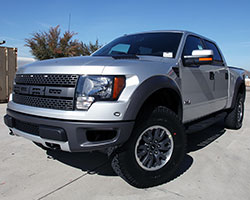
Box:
[112,54,139,60]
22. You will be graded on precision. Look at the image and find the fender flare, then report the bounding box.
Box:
[231,76,246,109]
[123,75,183,121]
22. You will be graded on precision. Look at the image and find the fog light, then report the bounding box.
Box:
[76,96,95,110]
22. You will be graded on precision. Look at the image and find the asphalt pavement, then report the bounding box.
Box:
[0,92,250,200]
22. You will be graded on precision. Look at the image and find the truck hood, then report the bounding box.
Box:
[17,56,111,75]
[17,56,177,79]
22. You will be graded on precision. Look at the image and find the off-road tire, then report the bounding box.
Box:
[225,93,244,130]
[111,106,186,188]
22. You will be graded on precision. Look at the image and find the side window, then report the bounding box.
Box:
[204,40,223,62]
[183,36,204,56]
[138,46,152,55]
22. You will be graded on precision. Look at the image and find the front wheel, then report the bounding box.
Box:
[111,106,186,188]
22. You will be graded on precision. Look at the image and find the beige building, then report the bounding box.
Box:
[0,47,17,102]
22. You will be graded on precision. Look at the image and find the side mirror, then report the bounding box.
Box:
[183,49,214,66]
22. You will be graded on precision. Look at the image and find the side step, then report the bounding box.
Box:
[185,112,226,134]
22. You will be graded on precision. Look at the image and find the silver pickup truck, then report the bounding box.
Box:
[4,30,246,188]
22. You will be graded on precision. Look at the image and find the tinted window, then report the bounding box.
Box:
[204,40,222,61]
[183,36,204,56]
[93,33,183,58]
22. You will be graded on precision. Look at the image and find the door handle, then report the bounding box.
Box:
[209,72,215,80]
[225,72,228,80]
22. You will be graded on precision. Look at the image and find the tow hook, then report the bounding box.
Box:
[9,130,14,136]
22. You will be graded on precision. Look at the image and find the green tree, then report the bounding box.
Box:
[81,39,102,55]
[25,25,102,60]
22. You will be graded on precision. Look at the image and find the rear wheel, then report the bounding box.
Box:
[111,106,186,188]
[225,93,244,130]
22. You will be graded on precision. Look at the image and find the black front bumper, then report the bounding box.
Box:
[4,109,134,152]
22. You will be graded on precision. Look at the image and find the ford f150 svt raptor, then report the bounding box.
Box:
[4,30,246,188]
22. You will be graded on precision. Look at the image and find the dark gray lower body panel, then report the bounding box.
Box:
[5,109,135,152]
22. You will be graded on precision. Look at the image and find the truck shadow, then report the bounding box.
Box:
[46,120,226,180]
[186,120,226,153]
[46,150,116,176]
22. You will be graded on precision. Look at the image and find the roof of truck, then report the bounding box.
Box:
[125,30,215,43]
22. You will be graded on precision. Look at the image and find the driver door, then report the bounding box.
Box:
[181,35,216,123]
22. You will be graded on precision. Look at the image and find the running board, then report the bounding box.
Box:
[185,112,226,134]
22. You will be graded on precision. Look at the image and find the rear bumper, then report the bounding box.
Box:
[4,109,134,152]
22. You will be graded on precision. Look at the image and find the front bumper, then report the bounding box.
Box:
[4,109,134,152]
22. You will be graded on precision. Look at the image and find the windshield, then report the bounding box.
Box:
[92,32,183,58]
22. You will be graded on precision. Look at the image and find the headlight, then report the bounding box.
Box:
[76,75,125,110]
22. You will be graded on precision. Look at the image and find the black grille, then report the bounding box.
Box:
[13,94,74,110]
[15,74,79,86]
[14,119,39,136]
[13,74,77,110]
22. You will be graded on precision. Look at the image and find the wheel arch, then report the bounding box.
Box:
[231,76,246,109]
[123,75,183,121]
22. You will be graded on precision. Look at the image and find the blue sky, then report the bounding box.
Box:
[1,0,250,70]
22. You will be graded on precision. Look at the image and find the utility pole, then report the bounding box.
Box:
[68,13,71,32]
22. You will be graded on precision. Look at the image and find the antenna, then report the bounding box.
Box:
[68,13,71,32]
